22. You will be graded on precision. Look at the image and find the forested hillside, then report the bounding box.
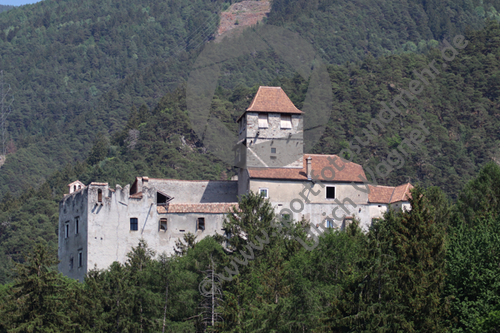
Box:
[0,0,499,197]
[2,20,500,285]
[0,5,14,14]
[0,0,499,329]
[268,0,500,63]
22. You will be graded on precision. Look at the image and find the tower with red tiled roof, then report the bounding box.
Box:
[235,86,304,170]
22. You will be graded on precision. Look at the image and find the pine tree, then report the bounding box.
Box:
[2,244,79,332]
[351,187,449,332]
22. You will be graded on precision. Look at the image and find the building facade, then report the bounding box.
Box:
[59,86,412,281]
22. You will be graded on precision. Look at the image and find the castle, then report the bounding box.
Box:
[59,86,412,281]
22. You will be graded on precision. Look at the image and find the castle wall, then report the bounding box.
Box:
[58,188,88,282]
[147,179,238,203]
[60,181,236,281]
[248,179,373,230]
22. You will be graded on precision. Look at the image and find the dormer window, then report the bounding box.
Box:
[258,114,268,128]
[280,114,292,129]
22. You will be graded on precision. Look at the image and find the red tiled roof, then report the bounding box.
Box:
[157,203,238,214]
[368,185,396,203]
[247,154,366,182]
[390,183,413,203]
[237,86,303,121]
[368,183,413,204]
[247,86,303,113]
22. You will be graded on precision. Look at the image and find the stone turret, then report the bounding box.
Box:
[235,86,304,169]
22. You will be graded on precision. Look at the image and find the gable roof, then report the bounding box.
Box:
[391,183,414,203]
[368,183,413,204]
[247,154,366,182]
[238,86,303,121]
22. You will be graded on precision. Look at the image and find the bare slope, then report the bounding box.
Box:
[216,0,270,41]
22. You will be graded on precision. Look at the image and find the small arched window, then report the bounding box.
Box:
[98,189,102,202]
[74,185,77,192]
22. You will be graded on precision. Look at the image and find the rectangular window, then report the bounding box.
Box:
[75,217,79,235]
[69,257,73,270]
[326,219,335,228]
[197,217,205,231]
[271,147,276,154]
[259,188,268,198]
[98,189,102,203]
[159,218,167,231]
[65,222,69,239]
[326,186,335,199]
[280,114,292,129]
[130,218,138,231]
[78,251,83,268]
[258,114,268,128]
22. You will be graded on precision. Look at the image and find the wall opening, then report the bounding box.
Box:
[130,218,138,231]
[78,251,83,268]
[69,257,73,270]
[98,189,102,202]
[157,192,171,206]
[75,217,79,235]
[65,222,69,239]
[197,217,205,231]
[259,188,268,198]
[159,218,167,231]
[326,186,336,199]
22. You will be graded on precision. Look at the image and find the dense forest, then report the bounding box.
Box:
[0,0,499,196]
[0,5,14,14]
[0,0,500,331]
[1,17,500,285]
[1,164,500,332]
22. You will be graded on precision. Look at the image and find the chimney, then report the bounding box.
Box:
[306,157,312,180]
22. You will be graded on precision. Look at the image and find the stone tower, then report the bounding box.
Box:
[235,86,304,169]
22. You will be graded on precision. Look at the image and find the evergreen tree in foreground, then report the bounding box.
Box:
[0,244,85,332]
[350,187,449,332]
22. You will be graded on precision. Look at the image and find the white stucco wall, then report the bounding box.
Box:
[249,179,373,230]
[59,181,235,281]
